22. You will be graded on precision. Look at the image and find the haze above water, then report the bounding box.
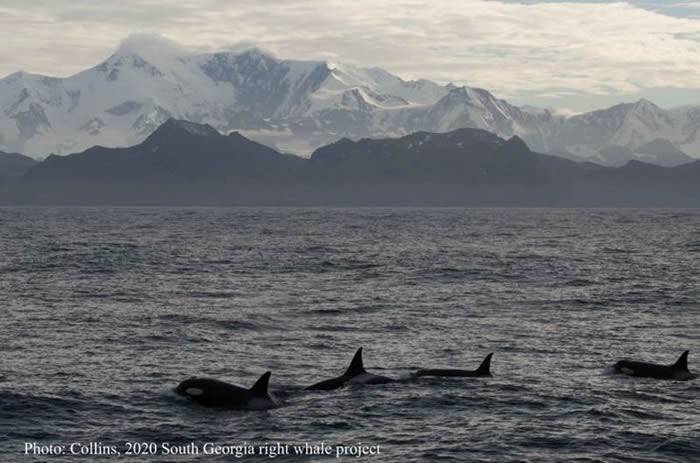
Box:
[1,208,698,462]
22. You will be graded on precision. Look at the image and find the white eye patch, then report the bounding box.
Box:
[620,367,635,376]
[185,387,204,396]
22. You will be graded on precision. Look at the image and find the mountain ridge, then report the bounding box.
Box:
[1,40,699,167]
[7,118,699,207]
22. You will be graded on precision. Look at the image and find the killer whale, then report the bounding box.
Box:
[306,348,395,391]
[175,372,280,409]
[415,353,493,378]
[612,351,696,381]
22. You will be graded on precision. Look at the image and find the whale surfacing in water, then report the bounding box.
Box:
[415,353,493,378]
[613,351,696,381]
[306,348,395,391]
[175,372,280,409]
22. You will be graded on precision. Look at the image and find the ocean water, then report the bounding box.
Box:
[0,207,698,462]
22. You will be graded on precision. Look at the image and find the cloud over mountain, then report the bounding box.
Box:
[2,1,700,112]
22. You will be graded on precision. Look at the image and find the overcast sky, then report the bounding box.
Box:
[2,0,699,112]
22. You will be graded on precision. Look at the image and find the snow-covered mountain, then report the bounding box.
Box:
[544,99,698,166]
[1,40,699,166]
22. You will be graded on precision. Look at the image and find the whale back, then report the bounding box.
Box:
[344,348,366,377]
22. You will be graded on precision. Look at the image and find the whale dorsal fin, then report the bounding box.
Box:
[345,348,366,377]
[674,351,689,371]
[249,372,271,396]
[476,353,493,375]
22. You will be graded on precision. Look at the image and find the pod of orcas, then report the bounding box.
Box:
[175,348,695,410]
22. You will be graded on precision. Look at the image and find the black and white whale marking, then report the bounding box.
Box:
[415,353,493,378]
[175,372,280,409]
[306,348,395,391]
[612,351,696,381]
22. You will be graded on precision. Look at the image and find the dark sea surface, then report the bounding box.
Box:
[1,208,698,462]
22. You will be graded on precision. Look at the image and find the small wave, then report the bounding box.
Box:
[0,390,89,422]
[307,308,346,316]
[602,247,636,254]
[301,245,336,253]
[303,343,335,350]
[320,260,380,271]
[684,240,700,252]
[655,438,700,455]
[186,290,241,299]
[565,278,597,287]
[616,391,686,404]
[212,320,261,331]
[586,407,621,419]
[619,407,666,420]
[305,420,354,430]
[310,325,362,333]
[152,313,265,332]
[417,267,483,280]
[383,323,409,332]
[157,313,201,324]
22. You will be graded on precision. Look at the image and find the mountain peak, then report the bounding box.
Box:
[229,47,279,69]
[234,47,276,60]
[503,135,531,154]
[444,86,492,102]
[92,34,189,80]
[632,98,660,112]
[4,71,28,82]
[114,33,186,61]
[163,118,219,136]
[96,51,167,81]
[144,119,221,145]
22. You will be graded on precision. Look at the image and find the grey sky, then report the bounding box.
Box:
[2,0,700,112]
